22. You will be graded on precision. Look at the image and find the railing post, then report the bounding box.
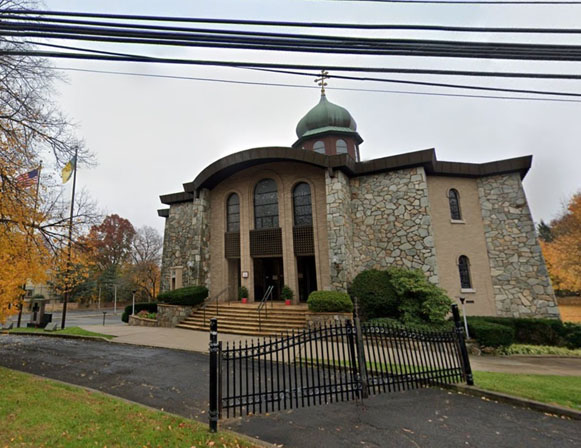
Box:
[452,304,474,386]
[353,297,369,399]
[209,318,219,432]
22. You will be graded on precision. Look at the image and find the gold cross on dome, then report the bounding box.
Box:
[315,69,329,95]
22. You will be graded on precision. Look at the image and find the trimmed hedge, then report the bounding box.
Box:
[307,291,353,313]
[122,302,158,323]
[367,317,454,332]
[349,269,397,320]
[468,320,515,347]
[467,316,581,349]
[157,286,208,307]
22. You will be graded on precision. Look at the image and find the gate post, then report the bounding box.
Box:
[209,318,219,432]
[353,298,369,399]
[452,305,474,386]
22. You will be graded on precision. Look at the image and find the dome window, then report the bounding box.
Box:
[336,139,348,154]
[313,141,326,154]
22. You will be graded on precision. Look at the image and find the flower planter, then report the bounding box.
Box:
[285,299,291,305]
[241,298,248,304]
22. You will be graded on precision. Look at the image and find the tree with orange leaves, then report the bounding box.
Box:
[540,192,581,293]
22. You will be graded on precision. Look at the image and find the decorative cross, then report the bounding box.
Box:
[315,69,329,95]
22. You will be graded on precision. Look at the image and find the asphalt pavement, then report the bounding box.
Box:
[0,334,579,448]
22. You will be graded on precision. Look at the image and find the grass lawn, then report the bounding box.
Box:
[473,371,581,411]
[0,366,256,448]
[8,326,115,340]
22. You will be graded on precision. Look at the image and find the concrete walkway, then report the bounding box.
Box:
[82,324,581,376]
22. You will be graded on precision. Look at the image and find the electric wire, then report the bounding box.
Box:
[54,66,581,103]
[6,47,581,98]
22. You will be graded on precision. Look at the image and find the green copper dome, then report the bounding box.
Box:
[296,94,357,139]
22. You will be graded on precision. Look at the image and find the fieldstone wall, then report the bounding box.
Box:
[157,303,195,328]
[350,167,439,283]
[160,189,211,292]
[128,315,157,327]
[306,311,353,327]
[326,170,356,290]
[477,173,559,318]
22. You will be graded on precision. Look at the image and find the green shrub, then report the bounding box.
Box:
[467,319,515,347]
[351,268,452,325]
[563,323,581,349]
[367,317,454,332]
[122,302,158,323]
[466,316,581,349]
[238,286,249,300]
[388,268,452,325]
[281,285,294,302]
[349,269,397,320]
[497,344,581,357]
[308,291,353,313]
[157,286,208,307]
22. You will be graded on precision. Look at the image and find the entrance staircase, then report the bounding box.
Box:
[177,302,308,336]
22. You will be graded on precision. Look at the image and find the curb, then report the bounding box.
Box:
[442,384,581,421]
[3,367,277,448]
[2,331,113,343]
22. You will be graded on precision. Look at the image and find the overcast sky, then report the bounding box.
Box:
[41,0,581,235]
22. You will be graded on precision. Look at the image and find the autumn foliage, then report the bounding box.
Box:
[540,192,581,293]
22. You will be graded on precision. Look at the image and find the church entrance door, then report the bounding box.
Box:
[297,256,317,302]
[253,257,283,302]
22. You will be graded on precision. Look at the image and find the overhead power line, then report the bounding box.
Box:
[4,12,581,34]
[55,66,581,103]
[5,48,581,98]
[5,20,581,61]
[16,42,581,81]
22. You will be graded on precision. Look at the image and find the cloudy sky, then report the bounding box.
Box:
[40,0,581,235]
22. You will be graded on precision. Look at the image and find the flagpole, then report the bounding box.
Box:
[61,148,78,330]
[17,163,42,328]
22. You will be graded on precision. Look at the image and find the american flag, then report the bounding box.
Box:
[16,168,40,189]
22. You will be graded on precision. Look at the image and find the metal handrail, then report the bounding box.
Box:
[257,285,274,332]
[202,286,230,324]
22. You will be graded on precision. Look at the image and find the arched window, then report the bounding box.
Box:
[313,141,326,154]
[336,139,348,154]
[449,189,462,220]
[293,182,313,226]
[226,193,240,232]
[458,255,472,289]
[254,179,279,229]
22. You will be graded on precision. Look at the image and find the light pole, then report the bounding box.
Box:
[131,289,137,316]
[113,284,118,315]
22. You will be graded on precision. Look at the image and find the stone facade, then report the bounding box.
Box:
[350,167,439,283]
[160,190,211,292]
[157,304,196,327]
[325,170,356,290]
[477,173,559,318]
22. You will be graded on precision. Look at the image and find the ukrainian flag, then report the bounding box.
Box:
[61,157,76,184]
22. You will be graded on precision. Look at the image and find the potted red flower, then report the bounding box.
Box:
[281,285,294,306]
[239,286,249,304]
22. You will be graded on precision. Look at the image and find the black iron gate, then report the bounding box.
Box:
[208,304,473,431]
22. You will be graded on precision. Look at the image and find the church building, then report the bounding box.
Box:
[158,88,559,318]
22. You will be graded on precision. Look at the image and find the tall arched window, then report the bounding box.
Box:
[458,255,472,289]
[313,141,326,154]
[293,182,313,226]
[449,189,462,220]
[254,179,279,229]
[336,139,348,154]
[226,193,240,232]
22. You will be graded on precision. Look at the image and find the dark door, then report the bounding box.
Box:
[254,257,283,301]
[297,256,317,302]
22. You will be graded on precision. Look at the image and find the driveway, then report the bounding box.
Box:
[0,334,579,447]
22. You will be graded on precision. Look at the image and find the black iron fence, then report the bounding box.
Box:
[208,304,473,431]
